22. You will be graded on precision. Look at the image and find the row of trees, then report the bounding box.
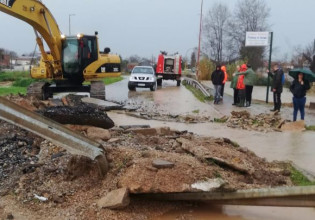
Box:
[292,40,315,73]
[0,48,18,59]
[202,0,270,69]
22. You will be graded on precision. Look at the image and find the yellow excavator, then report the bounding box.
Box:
[0,0,121,100]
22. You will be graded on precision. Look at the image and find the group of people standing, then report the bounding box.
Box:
[231,64,256,108]
[210,63,311,121]
[212,63,256,107]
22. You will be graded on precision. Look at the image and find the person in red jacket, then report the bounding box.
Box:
[236,64,247,107]
[221,65,228,99]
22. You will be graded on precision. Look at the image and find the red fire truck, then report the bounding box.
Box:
[155,52,182,86]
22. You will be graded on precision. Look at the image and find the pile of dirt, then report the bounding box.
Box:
[0,120,294,219]
[226,110,283,132]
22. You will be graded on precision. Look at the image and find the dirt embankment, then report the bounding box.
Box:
[0,95,296,219]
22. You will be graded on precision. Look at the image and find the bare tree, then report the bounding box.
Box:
[291,40,315,72]
[203,3,231,64]
[302,39,315,72]
[229,0,270,69]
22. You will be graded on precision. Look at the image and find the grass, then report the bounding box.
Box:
[214,117,228,123]
[12,78,38,87]
[192,109,200,114]
[0,70,123,96]
[83,76,124,86]
[290,166,315,186]
[0,87,27,96]
[306,125,315,131]
[102,76,124,85]
[0,71,37,96]
[183,81,213,103]
[0,71,30,81]
[230,141,240,148]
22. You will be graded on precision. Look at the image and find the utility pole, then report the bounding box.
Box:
[69,14,75,35]
[196,0,203,81]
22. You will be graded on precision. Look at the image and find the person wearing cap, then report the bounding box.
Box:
[268,64,284,112]
[211,65,224,104]
[235,64,256,107]
[290,72,310,121]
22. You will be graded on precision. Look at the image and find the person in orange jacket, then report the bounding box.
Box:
[221,65,228,99]
[236,64,247,107]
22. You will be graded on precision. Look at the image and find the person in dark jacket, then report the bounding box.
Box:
[268,64,284,112]
[211,65,224,104]
[290,72,311,121]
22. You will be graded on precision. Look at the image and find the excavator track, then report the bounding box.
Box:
[90,81,106,100]
[27,82,52,100]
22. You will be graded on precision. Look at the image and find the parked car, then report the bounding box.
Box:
[128,66,157,91]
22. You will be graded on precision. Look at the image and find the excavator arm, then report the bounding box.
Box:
[0,0,63,78]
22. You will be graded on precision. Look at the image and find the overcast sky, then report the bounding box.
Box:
[0,0,314,60]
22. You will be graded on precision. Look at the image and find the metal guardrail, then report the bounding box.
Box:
[135,185,315,207]
[0,97,108,175]
[182,77,211,97]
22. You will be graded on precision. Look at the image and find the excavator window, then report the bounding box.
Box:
[81,37,98,68]
[62,39,80,75]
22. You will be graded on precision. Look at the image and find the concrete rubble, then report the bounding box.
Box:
[97,188,130,209]
[281,120,306,132]
[224,110,303,132]
[191,178,225,192]
[152,159,175,169]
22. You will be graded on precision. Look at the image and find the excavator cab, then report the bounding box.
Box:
[62,35,98,83]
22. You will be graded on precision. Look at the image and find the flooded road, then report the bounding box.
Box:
[106,77,221,117]
[107,77,315,220]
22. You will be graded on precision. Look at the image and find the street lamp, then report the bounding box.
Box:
[69,14,76,35]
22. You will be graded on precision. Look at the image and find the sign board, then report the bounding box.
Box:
[245,32,269,47]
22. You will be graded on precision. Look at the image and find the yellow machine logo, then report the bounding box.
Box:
[0,0,15,7]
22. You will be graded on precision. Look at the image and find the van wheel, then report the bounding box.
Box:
[176,80,181,87]
[157,79,162,86]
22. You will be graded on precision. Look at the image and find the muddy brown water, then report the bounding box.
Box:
[106,78,315,220]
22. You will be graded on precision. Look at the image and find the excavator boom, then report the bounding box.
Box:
[1,0,121,100]
[0,0,62,77]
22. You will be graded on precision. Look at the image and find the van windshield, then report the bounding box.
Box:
[132,67,153,74]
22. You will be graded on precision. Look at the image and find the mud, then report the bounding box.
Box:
[38,105,115,129]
